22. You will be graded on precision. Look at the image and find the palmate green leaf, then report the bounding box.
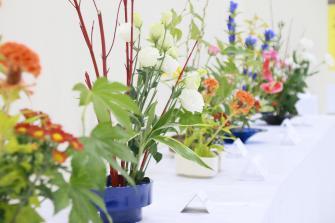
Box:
[73,78,139,126]
[153,135,210,169]
[53,186,70,214]
[92,123,137,142]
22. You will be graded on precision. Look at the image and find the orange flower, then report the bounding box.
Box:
[52,150,68,164]
[27,125,46,140]
[203,78,219,95]
[21,109,39,119]
[15,123,31,134]
[69,138,84,151]
[255,100,261,112]
[0,42,41,85]
[50,130,71,143]
[230,90,255,115]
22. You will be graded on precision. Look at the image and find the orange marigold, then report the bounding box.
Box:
[230,90,255,115]
[15,123,31,134]
[0,42,41,84]
[203,78,219,95]
[27,125,46,140]
[52,150,68,164]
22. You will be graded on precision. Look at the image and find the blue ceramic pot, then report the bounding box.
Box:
[224,128,263,144]
[100,179,153,223]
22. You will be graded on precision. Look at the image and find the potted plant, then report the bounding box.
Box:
[68,1,208,222]
[0,41,109,223]
[206,1,263,143]
[175,73,231,178]
[259,37,334,125]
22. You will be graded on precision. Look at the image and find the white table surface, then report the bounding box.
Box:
[41,115,335,223]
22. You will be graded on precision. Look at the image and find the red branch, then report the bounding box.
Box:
[85,72,92,89]
[123,0,131,86]
[73,0,100,78]
[129,0,135,85]
[98,12,108,77]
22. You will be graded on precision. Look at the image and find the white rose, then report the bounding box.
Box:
[138,47,160,67]
[161,11,173,26]
[167,47,179,59]
[179,89,204,113]
[118,23,139,42]
[184,71,201,90]
[299,38,314,50]
[324,53,335,67]
[134,12,143,28]
[158,32,174,51]
[162,55,179,75]
[149,23,165,40]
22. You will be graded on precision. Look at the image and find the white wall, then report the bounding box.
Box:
[0,0,331,134]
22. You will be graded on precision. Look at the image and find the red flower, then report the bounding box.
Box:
[262,58,273,82]
[52,150,68,164]
[50,129,70,143]
[15,123,31,134]
[69,138,84,151]
[261,81,283,94]
[27,125,46,140]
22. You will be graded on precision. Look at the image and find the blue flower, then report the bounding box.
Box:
[243,68,248,75]
[227,16,236,32]
[264,29,275,42]
[229,34,236,44]
[230,1,238,14]
[242,85,247,91]
[261,43,269,50]
[252,73,257,80]
[245,36,257,49]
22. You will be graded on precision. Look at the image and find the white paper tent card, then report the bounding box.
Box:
[281,119,302,145]
[180,191,211,214]
[225,138,249,158]
[239,155,268,181]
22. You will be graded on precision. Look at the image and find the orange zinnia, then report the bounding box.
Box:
[0,42,41,85]
[15,123,31,134]
[203,78,219,95]
[27,125,46,140]
[52,150,68,164]
[230,90,255,115]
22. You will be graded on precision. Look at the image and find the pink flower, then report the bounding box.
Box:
[262,58,274,82]
[208,45,220,56]
[263,49,278,61]
[261,81,283,94]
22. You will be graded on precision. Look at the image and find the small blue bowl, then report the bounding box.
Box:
[99,179,153,223]
[224,128,263,144]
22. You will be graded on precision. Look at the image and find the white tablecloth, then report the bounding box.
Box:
[42,116,335,223]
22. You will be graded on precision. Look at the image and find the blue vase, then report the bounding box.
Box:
[99,179,153,223]
[224,128,263,144]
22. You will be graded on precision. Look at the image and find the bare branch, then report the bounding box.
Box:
[67,0,75,8]
[107,0,123,57]
[90,20,95,47]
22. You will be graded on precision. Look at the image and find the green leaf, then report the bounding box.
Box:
[73,83,92,106]
[153,135,210,169]
[53,187,70,214]
[190,20,201,40]
[92,123,136,142]
[92,96,110,123]
[108,93,140,115]
[109,103,132,130]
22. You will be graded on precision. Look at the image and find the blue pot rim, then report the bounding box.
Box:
[230,127,265,133]
[104,179,153,192]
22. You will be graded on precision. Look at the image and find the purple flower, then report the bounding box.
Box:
[242,85,248,91]
[252,73,257,80]
[262,43,269,51]
[229,34,236,44]
[230,1,238,14]
[264,29,276,42]
[245,36,257,49]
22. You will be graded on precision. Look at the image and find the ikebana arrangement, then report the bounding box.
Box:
[1,0,335,222]
[68,0,208,222]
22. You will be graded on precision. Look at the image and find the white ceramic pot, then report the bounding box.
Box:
[175,154,220,178]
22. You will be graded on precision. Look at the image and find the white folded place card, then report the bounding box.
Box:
[234,138,248,157]
[180,191,211,214]
[281,119,302,145]
[239,155,267,181]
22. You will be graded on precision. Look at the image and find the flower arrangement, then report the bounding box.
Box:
[207,1,261,129]
[0,41,110,223]
[259,37,334,117]
[69,0,207,189]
